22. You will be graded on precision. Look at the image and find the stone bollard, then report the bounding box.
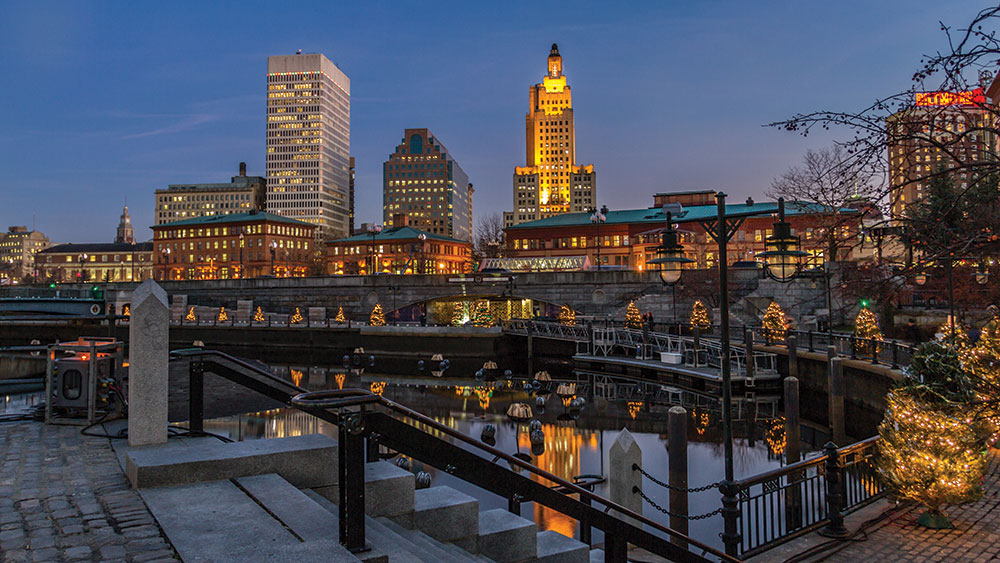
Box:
[609,429,642,529]
[128,280,169,447]
[829,357,847,445]
[786,335,798,378]
[668,406,688,547]
[784,376,802,530]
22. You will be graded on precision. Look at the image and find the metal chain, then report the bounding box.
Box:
[633,486,723,520]
[633,464,721,493]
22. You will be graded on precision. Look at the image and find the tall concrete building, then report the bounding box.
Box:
[0,226,50,282]
[155,163,266,226]
[383,129,473,241]
[266,52,351,239]
[504,44,596,228]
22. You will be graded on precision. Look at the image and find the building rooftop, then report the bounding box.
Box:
[506,201,855,230]
[152,211,314,229]
[330,226,467,245]
[39,242,153,254]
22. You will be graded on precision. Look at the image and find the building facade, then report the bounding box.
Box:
[383,129,473,241]
[504,44,596,228]
[504,193,862,270]
[887,86,997,220]
[155,163,266,226]
[151,211,316,280]
[36,243,153,283]
[0,226,50,283]
[266,53,352,239]
[327,215,472,275]
[116,205,134,244]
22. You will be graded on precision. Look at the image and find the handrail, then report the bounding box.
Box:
[182,349,736,562]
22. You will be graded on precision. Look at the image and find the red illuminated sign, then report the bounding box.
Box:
[915,88,985,107]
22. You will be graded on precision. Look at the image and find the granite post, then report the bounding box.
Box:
[129,279,169,447]
[668,406,689,547]
[609,429,643,528]
[828,357,847,446]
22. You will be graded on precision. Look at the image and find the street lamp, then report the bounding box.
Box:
[239,232,244,279]
[269,241,277,276]
[161,248,171,281]
[914,273,927,286]
[975,264,990,285]
[759,198,807,282]
[647,212,693,327]
[590,205,607,271]
[367,224,383,275]
[79,253,88,282]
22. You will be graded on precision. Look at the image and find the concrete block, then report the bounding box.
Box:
[235,474,337,542]
[589,548,605,562]
[535,530,589,563]
[412,486,478,545]
[660,352,682,364]
[477,508,536,562]
[609,429,642,528]
[126,434,338,489]
[313,461,414,519]
[128,279,169,447]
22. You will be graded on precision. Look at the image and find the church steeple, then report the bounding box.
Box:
[116,203,134,244]
[547,43,562,79]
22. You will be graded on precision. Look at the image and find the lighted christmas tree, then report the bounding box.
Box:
[853,307,882,356]
[451,301,465,326]
[290,307,304,324]
[334,306,346,323]
[122,304,130,317]
[962,314,1000,443]
[690,300,711,332]
[185,306,196,322]
[625,301,642,329]
[876,341,989,527]
[471,301,494,327]
[217,307,229,322]
[253,306,265,322]
[369,303,387,326]
[937,316,970,350]
[762,301,787,343]
[558,305,576,326]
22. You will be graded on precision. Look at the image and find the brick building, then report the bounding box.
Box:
[327,214,472,275]
[36,242,153,283]
[151,211,316,280]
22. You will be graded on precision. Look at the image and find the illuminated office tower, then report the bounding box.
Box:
[504,44,596,227]
[383,129,473,241]
[266,53,351,239]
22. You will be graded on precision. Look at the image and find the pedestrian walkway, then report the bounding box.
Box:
[0,422,178,562]
[758,448,1000,562]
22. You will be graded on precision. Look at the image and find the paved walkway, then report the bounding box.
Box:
[0,422,178,562]
[760,448,1000,562]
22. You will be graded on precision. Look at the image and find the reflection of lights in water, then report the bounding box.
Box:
[474,386,492,410]
[335,373,345,390]
[370,381,387,396]
[290,369,303,387]
[561,395,576,408]
[627,401,643,420]
[514,423,590,539]
[766,417,786,456]
[692,410,710,436]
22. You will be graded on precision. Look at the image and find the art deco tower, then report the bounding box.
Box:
[504,44,596,227]
[266,53,351,239]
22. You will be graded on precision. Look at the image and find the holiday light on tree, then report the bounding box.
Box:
[961,313,1000,443]
[625,301,642,329]
[253,306,265,322]
[334,306,346,323]
[876,341,989,528]
[122,304,130,317]
[853,306,882,356]
[290,307,304,324]
[217,307,228,322]
[471,301,493,327]
[369,303,387,326]
[185,306,196,322]
[937,316,970,349]
[451,301,466,326]
[762,301,787,343]
[690,300,710,332]
[558,305,576,326]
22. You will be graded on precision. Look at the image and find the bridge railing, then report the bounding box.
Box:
[733,327,916,369]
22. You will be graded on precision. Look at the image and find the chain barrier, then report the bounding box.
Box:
[633,463,721,493]
[632,486,723,520]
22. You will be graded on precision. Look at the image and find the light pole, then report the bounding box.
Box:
[367,224,383,275]
[161,248,171,281]
[239,232,244,279]
[590,205,607,271]
[269,241,277,276]
[79,253,88,282]
[648,211,693,328]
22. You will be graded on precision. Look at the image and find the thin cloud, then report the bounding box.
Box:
[121,114,218,140]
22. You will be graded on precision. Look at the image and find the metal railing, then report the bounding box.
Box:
[736,327,917,369]
[729,437,884,558]
[176,349,737,563]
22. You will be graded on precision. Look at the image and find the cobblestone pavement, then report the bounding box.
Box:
[816,449,1000,562]
[0,423,178,563]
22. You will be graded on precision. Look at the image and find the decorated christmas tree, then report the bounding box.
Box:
[369,303,387,326]
[937,316,970,350]
[253,306,265,322]
[961,313,1000,443]
[471,301,494,327]
[690,300,711,332]
[853,307,882,356]
[217,307,229,322]
[290,307,304,324]
[558,305,576,326]
[876,341,989,528]
[185,306,196,322]
[625,301,642,329]
[451,301,466,326]
[762,301,787,343]
[334,306,346,323]
[122,304,130,317]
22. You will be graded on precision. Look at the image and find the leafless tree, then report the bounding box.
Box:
[474,212,505,262]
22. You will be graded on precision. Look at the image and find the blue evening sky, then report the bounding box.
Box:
[0,1,985,243]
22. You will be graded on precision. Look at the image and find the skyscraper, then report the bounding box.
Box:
[383,129,473,241]
[504,44,596,228]
[266,53,351,239]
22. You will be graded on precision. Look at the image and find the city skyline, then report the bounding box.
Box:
[0,1,977,243]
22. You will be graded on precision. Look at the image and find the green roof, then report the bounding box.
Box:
[330,226,467,244]
[152,211,314,229]
[506,201,855,230]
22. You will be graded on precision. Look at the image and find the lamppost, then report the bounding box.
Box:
[704,194,805,557]
[79,253,88,282]
[590,205,607,271]
[239,232,245,279]
[269,241,277,276]
[161,248,171,281]
[417,233,426,274]
[367,224,383,275]
[647,212,693,328]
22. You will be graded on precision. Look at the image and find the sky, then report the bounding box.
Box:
[0,0,990,243]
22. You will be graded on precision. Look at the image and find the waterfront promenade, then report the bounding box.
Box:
[0,422,178,562]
